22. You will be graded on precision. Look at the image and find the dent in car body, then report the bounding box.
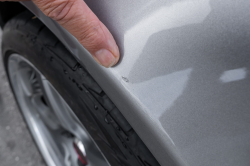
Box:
[21,1,250,166]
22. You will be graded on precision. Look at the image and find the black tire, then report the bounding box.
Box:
[2,11,160,166]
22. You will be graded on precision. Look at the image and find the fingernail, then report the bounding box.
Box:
[95,49,116,68]
[108,39,120,58]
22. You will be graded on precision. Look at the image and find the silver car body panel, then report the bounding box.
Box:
[21,1,250,166]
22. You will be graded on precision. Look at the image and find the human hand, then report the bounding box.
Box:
[3,0,120,67]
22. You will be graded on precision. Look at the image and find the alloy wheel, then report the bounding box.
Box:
[7,53,110,166]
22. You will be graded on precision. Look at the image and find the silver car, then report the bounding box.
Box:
[0,1,249,166]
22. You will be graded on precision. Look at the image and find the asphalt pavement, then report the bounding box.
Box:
[0,30,46,166]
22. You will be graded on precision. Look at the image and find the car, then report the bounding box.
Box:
[0,1,250,166]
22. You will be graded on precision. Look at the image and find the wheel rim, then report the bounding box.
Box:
[8,53,110,166]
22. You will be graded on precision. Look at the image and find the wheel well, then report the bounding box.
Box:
[0,2,27,28]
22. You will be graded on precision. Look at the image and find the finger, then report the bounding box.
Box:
[32,0,120,67]
[0,0,30,1]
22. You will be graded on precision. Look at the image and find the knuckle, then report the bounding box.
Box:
[78,21,104,49]
[42,0,74,21]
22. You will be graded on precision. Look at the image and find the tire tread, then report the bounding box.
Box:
[2,10,160,166]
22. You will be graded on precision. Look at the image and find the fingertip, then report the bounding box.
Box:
[94,49,117,68]
[107,40,120,67]
[113,52,120,67]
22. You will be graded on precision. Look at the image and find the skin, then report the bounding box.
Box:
[1,0,120,68]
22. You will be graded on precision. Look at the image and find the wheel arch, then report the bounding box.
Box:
[2,1,187,166]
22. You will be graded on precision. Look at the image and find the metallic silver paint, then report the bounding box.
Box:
[21,1,250,165]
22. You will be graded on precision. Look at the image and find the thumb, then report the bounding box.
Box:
[32,0,120,68]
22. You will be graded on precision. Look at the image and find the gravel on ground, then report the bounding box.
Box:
[0,29,46,166]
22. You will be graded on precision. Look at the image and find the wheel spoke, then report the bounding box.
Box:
[30,93,60,130]
[36,73,90,143]
[8,54,110,166]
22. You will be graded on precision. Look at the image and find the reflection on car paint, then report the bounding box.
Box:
[219,68,247,83]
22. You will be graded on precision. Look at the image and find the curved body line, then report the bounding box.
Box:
[21,1,250,166]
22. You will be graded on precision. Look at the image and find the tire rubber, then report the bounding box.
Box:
[2,11,160,166]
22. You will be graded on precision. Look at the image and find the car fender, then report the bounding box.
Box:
[21,1,250,166]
